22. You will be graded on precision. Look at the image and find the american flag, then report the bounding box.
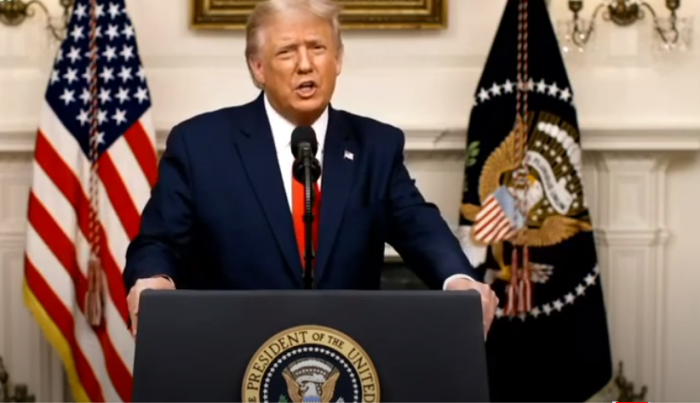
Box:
[472,186,522,243]
[22,0,156,401]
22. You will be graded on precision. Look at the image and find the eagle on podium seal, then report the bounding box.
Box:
[242,325,379,403]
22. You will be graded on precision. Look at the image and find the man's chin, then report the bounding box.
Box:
[291,97,327,114]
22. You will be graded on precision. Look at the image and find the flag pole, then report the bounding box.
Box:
[85,0,106,327]
[506,0,533,318]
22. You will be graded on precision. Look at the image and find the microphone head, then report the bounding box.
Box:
[291,126,318,157]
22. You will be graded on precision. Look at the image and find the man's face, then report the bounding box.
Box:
[249,13,343,125]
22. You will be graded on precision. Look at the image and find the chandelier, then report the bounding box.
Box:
[556,0,692,54]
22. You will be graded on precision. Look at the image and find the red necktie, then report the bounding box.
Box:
[292,168,321,269]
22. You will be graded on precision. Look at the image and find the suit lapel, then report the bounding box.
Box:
[232,93,304,283]
[315,107,357,281]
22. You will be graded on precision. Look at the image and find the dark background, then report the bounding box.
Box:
[380,259,427,290]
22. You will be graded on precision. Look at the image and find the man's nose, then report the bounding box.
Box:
[297,48,313,72]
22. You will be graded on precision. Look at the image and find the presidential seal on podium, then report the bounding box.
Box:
[242,325,380,403]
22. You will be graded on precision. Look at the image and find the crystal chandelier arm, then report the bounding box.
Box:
[0,0,48,26]
[0,0,73,41]
[640,1,680,45]
[570,2,606,47]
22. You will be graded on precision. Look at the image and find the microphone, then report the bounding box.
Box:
[291,126,321,183]
[290,127,322,290]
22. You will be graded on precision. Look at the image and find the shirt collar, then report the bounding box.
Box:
[263,92,328,155]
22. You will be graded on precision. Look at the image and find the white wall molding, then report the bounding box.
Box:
[598,228,670,246]
[2,126,700,153]
[593,153,672,402]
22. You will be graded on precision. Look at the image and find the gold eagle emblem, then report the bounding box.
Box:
[282,367,340,403]
[461,115,592,280]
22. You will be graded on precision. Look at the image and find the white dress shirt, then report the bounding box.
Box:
[264,93,328,210]
[262,94,472,289]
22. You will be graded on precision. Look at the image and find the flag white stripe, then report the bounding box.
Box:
[25,224,122,402]
[97,177,130,272]
[475,211,506,237]
[74,228,134,371]
[493,218,513,240]
[39,101,90,186]
[479,204,501,225]
[37,102,132,280]
[106,135,151,214]
[39,94,139,273]
[479,215,511,243]
[40,100,151,221]
[138,109,157,150]
[25,228,75,317]
[31,159,77,242]
[475,198,497,220]
[473,193,516,243]
[31,162,135,370]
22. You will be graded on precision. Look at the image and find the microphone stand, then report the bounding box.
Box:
[299,149,318,290]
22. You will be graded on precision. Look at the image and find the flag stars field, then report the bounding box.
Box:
[476,78,573,105]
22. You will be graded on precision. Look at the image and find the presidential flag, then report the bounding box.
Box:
[457,0,613,401]
[22,1,157,401]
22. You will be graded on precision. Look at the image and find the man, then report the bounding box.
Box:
[123,0,498,335]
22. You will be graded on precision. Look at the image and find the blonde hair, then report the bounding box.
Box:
[244,0,343,89]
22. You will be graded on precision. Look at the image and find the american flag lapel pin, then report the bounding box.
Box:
[343,150,354,161]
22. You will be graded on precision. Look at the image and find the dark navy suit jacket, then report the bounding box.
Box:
[123,92,479,292]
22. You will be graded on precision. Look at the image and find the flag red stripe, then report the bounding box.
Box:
[24,257,106,402]
[27,193,133,402]
[28,204,133,398]
[475,198,497,220]
[124,121,158,188]
[475,213,509,240]
[476,216,505,238]
[474,195,514,242]
[474,200,499,233]
[491,218,513,240]
[34,130,130,325]
[98,152,142,240]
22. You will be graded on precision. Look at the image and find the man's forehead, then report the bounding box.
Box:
[265,13,332,34]
[266,26,331,44]
[273,33,326,43]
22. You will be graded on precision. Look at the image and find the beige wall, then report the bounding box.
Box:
[0,0,699,401]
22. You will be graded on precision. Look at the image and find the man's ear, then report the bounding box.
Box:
[335,46,344,76]
[248,56,265,86]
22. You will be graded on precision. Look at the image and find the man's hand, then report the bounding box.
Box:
[445,278,499,338]
[126,276,175,336]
